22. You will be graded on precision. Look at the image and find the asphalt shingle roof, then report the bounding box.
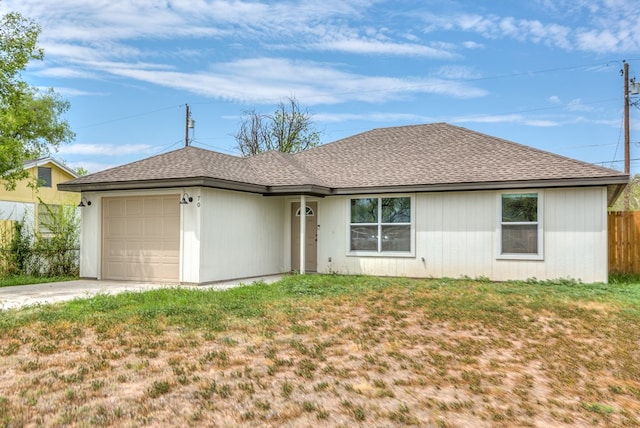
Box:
[294,123,625,187]
[62,123,627,193]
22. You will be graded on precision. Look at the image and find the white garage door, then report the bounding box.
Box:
[102,195,180,282]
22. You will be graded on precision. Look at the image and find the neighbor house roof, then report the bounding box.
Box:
[59,123,628,202]
[23,158,79,179]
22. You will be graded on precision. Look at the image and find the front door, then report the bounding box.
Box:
[291,202,317,272]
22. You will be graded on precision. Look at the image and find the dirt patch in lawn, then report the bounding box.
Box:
[0,281,638,427]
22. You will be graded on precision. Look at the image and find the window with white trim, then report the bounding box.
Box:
[500,193,542,258]
[349,196,412,253]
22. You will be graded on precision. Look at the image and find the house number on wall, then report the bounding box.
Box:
[197,195,201,207]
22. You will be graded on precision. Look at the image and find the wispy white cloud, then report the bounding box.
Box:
[462,41,483,49]
[35,67,101,80]
[65,160,118,173]
[313,38,456,58]
[57,143,154,156]
[435,65,481,80]
[3,0,635,128]
[442,14,573,49]
[451,114,526,124]
[419,1,640,53]
[451,114,561,127]
[0,0,486,104]
[524,119,560,127]
[565,98,593,112]
[315,112,435,123]
[74,57,488,104]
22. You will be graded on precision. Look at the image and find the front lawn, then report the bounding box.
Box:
[0,275,76,288]
[0,275,639,426]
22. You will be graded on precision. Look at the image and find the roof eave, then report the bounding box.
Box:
[21,158,79,179]
[329,176,629,195]
[264,184,331,197]
[58,175,629,201]
[58,177,268,194]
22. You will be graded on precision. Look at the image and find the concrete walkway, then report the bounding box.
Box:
[0,275,284,310]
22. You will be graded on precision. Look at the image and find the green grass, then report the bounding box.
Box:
[0,274,387,326]
[2,273,639,330]
[0,275,76,288]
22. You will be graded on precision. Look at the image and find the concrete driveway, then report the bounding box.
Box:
[0,275,283,310]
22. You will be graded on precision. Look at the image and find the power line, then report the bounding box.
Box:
[76,104,182,129]
[151,139,184,157]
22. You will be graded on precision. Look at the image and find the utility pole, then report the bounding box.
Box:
[184,104,196,147]
[623,61,631,210]
[624,61,630,176]
[185,104,190,147]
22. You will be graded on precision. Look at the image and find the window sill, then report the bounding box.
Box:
[497,253,544,261]
[347,251,415,258]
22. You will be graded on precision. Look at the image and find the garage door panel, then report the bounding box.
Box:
[163,200,179,216]
[164,227,180,241]
[142,198,164,215]
[103,195,179,282]
[104,239,126,257]
[163,238,179,251]
[106,199,126,217]
[143,218,165,236]
[125,199,144,216]
[126,240,145,256]
[123,219,143,237]
[104,218,127,237]
[106,262,125,280]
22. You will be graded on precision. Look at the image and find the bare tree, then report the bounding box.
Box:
[234,97,320,157]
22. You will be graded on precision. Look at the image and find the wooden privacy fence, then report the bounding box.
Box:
[609,211,640,274]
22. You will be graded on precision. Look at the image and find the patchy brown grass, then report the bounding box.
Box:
[0,276,639,427]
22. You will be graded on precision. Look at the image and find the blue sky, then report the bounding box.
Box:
[2,0,639,174]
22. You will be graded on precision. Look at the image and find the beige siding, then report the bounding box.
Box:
[420,191,496,279]
[199,189,286,283]
[539,187,608,282]
[317,187,608,283]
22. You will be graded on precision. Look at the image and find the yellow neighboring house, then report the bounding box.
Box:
[0,158,79,234]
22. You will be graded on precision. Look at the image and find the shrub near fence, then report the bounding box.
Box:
[0,203,80,278]
[608,211,640,274]
[0,220,15,275]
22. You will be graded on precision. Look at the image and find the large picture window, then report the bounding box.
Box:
[500,193,541,257]
[350,196,412,253]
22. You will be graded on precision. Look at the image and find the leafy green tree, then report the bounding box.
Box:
[75,166,89,176]
[611,174,640,211]
[234,97,321,156]
[0,11,74,189]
